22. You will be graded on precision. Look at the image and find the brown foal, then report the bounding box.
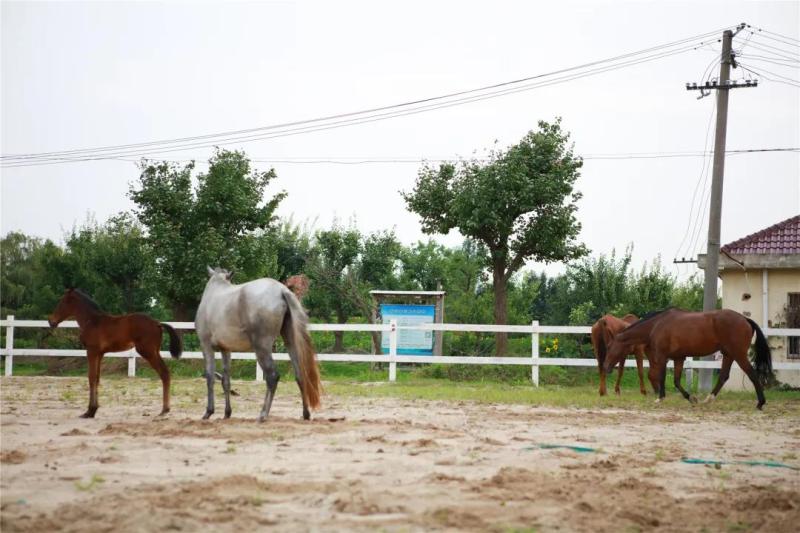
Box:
[48,289,182,418]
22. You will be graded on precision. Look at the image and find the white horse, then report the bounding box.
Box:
[195,267,322,421]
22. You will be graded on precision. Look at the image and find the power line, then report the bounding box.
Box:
[2,25,737,166]
[739,64,800,88]
[2,43,707,167]
[675,99,717,262]
[746,29,800,49]
[758,27,800,44]
[3,44,706,165]
[740,40,800,62]
[7,147,795,170]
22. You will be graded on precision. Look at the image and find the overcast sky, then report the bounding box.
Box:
[2,1,798,279]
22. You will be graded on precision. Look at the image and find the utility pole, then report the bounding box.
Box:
[686,23,756,392]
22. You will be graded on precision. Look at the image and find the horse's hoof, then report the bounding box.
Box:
[202,411,213,420]
[257,416,267,423]
[224,409,232,419]
[303,411,310,421]
[702,394,716,404]
[654,398,662,404]
[757,403,765,411]
[689,395,698,404]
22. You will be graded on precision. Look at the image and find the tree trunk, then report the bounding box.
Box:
[171,303,193,322]
[334,309,346,353]
[493,262,508,356]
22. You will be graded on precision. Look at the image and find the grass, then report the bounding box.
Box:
[5,358,800,414]
[322,379,800,413]
[74,474,105,492]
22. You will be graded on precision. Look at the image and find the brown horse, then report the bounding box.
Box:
[48,289,182,418]
[603,308,772,409]
[592,314,648,396]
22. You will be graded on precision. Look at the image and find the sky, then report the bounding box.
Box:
[2,0,799,280]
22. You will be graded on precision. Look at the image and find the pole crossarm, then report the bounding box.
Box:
[685,80,758,90]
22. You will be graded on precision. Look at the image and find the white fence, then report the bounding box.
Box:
[1,316,799,385]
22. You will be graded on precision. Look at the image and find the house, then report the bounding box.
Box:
[699,214,800,389]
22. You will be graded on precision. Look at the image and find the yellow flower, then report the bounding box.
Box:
[545,347,551,353]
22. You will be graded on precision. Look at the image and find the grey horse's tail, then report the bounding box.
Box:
[282,288,322,409]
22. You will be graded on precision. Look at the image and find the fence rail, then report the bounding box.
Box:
[2,316,799,384]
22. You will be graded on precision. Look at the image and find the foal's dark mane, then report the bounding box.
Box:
[73,289,103,313]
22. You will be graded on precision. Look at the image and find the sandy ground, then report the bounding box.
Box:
[1,377,799,532]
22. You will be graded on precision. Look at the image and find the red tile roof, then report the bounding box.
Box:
[722,215,800,255]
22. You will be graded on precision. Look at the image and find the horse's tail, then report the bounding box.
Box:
[282,289,322,410]
[160,323,183,358]
[592,320,608,365]
[745,318,773,385]
[594,317,619,365]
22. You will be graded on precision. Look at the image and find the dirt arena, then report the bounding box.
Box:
[1,376,799,532]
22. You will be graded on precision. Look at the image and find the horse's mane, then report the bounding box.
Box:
[624,307,675,332]
[73,289,103,312]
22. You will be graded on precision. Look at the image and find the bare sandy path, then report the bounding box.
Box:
[1,377,798,532]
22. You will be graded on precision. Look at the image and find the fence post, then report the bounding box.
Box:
[388,320,398,382]
[531,320,539,386]
[127,351,136,377]
[4,315,15,377]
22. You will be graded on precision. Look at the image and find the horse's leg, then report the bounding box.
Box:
[201,345,216,420]
[656,359,667,403]
[138,345,171,416]
[81,350,102,418]
[613,358,625,395]
[703,356,733,404]
[598,362,607,396]
[673,357,696,404]
[647,364,660,398]
[221,350,232,419]
[635,347,647,395]
[734,354,767,410]
[255,337,279,422]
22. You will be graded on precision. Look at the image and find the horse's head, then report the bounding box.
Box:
[206,266,234,283]
[48,288,79,327]
[602,338,631,374]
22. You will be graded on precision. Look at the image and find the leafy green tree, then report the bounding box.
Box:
[305,223,362,352]
[399,240,448,291]
[129,149,285,319]
[60,214,155,313]
[403,119,587,354]
[1,232,64,319]
[623,256,675,316]
[670,275,705,310]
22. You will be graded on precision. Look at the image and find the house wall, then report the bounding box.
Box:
[720,268,800,390]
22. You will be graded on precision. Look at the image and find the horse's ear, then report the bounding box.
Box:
[226,270,235,281]
[206,266,215,277]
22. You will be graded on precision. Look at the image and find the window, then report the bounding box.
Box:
[789,293,800,360]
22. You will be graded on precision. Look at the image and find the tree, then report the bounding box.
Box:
[305,223,362,352]
[399,240,448,291]
[1,232,64,319]
[403,119,587,354]
[129,149,285,319]
[62,214,156,313]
